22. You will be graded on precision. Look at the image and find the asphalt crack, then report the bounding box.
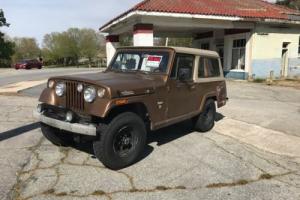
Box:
[206,171,295,189]
[9,137,45,200]
[203,135,269,174]
[11,135,300,200]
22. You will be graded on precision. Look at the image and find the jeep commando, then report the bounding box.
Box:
[36,47,227,169]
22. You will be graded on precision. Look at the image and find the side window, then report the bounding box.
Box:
[198,57,205,78]
[206,58,221,77]
[171,54,194,79]
[198,57,221,78]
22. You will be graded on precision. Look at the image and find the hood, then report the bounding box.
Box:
[53,71,166,98]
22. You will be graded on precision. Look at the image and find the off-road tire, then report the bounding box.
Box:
[194,99,216,132]
[40,123,73,146]
[93,112,147,170]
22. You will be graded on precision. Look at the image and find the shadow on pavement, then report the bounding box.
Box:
[215,112,225,122]
[70,140,154,164]
[0,122,40,141]
[148,112,225,146]
[51,112,225,164]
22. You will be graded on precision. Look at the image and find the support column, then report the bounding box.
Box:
[133,24,153,46]
[106,35,119,66]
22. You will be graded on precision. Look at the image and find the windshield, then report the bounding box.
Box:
[110,51,170,73]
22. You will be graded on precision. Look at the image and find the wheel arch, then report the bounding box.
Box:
[200,93,217,112]
[105,102,150,124]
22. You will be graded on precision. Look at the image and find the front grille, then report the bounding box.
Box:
[65,81,84,112]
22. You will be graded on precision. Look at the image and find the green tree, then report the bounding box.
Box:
[0,9,15,67]
[42,30,79,66]
[119,35,133,46]
[79,29,101,65]
[0,9,9,27]
[42,28,105,66]
[12,37,40,62]
[276,0,300,10]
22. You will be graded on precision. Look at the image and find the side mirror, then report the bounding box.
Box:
[178,67,192,81]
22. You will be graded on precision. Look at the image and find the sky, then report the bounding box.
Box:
[0,0,141,46]
[1,0,278,46]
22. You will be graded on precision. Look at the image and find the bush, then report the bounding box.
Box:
[0,59,12,68]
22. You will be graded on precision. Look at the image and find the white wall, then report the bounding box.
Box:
[252,25,300,59]
[106,41,119,67]
[133,32,154,46]
[251,24,300,78]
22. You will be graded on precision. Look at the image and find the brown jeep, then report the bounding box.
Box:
[36,47,227,169]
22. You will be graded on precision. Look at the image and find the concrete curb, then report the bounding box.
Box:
[215,118,300,158]
[0,80,47,95]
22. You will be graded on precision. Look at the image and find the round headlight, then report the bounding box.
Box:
[48,80,55,88]
[84,87,96,103]
[55,82,66,97]
[77,83,83,93]
[97,88,106,98]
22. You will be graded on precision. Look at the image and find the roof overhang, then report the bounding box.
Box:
[100,10,300,35]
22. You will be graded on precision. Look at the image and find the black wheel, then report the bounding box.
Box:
[93,112,147,170]
[40,123,73,146]
[194,99,216,132]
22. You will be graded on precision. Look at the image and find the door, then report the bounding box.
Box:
[281,42,289,77]
[231,39,246,70]
[167,54,198,118]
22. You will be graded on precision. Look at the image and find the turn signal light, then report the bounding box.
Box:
[115,99,128,105]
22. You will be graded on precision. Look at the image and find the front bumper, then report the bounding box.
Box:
[34,111,97,136]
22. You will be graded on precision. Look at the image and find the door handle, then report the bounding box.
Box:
[186,82,196,90]
[189,85,196,90]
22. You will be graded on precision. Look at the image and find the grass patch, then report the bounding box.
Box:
[253,78,266,83]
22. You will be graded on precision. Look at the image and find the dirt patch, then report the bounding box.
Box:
[206,179,249,188]
[205,172,291,189]
[272,79,300,90]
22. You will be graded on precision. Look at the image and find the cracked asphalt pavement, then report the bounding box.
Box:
[0,81,300,200]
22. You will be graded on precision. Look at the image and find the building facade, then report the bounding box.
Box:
[100,0,300,79]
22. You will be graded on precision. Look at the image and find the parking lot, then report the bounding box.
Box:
[0,70,300,200]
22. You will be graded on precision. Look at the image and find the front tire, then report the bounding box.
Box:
[93,112,147,170]
[40,123,73,146]
[194,99,216,132]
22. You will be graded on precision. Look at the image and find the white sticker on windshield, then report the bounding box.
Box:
[146,55,162,68]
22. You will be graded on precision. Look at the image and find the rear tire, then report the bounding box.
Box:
[93,112,147,170]
[41,123,73,146]
[194,99,216,132]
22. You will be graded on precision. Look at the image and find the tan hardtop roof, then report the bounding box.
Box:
[117,46,219,57]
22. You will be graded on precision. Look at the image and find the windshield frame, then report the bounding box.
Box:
[108,48,174,75]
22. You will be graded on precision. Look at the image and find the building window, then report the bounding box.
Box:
[199,57,220,78]
[171,54,194,79]
[231,39,246,70]
[201,43,210,50]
